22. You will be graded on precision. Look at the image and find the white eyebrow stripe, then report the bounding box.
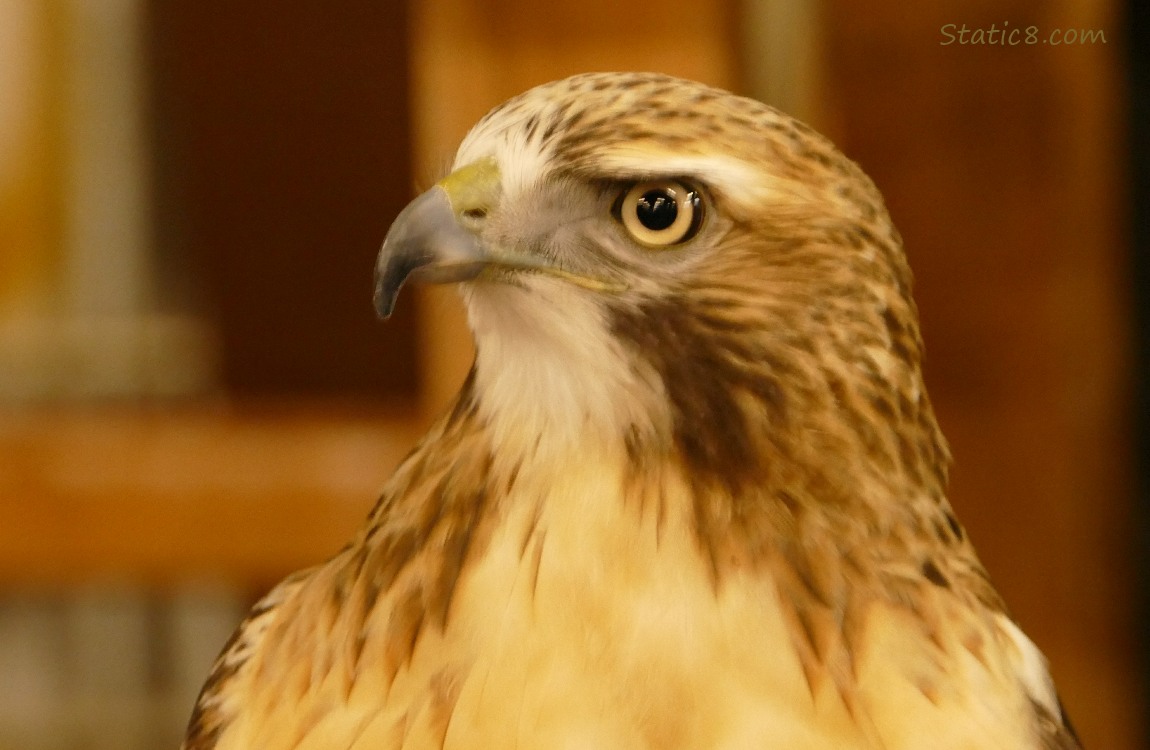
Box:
[588,147,801,212]
[592,148,759,185]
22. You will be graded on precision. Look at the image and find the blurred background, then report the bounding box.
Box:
[0,0,1143,747]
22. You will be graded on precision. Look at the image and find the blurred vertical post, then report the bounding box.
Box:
[0,0,215,403]
[739,0,833,132]
[59,0,154,397]
[0,1,64,339]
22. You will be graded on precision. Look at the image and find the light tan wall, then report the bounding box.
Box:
[408,0,740,416]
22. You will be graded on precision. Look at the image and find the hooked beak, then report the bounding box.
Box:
[373,186,482,318]
[373,159,500,318]
[374,157,627,319]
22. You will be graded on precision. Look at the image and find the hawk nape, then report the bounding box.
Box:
[183,72,1081,750]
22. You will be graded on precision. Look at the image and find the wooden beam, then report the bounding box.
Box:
[0,405,423,586]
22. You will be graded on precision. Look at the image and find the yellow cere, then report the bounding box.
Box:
[438,157,502,218]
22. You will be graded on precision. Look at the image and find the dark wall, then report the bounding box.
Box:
[146,2,419,399]
[1130,0,1150,735]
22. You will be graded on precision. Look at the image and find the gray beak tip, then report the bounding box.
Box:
[372,186,487,320]
[373,286,398,319]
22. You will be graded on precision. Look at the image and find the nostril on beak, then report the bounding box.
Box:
[458,205,489,232]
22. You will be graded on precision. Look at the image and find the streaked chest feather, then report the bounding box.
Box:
[209,456,1043,750]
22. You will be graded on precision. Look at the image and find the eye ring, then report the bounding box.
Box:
[616,180,702,247]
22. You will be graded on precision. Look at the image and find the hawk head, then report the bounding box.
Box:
[376,72,946,514]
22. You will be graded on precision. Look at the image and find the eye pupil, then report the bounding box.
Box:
[617,179,703,248]
[636,190,678,231]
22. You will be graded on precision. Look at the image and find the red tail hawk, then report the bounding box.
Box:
[183,72,1081,749]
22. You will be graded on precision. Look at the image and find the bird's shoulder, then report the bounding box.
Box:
[181,567,316,750]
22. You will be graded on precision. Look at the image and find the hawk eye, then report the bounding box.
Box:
[617,180,702,247]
